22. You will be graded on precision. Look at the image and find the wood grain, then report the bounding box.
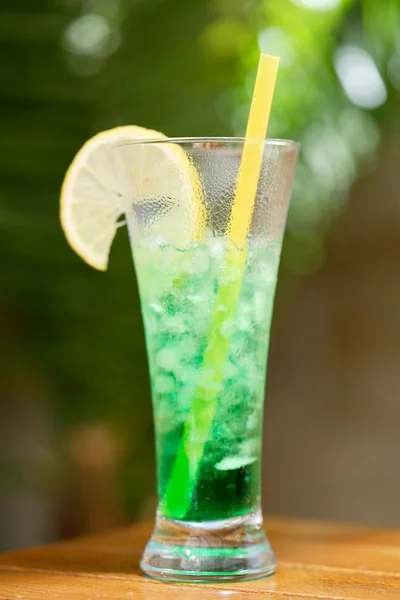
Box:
[1,517,399,599]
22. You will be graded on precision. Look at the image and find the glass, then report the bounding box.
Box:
[119,137,299,582]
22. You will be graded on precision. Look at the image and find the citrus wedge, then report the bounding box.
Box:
[60,126,204,270]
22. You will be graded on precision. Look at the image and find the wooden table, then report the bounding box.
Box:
[1,517,400,599]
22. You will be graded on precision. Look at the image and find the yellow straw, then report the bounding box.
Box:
[228,54,280,247]
[161,54,280,519]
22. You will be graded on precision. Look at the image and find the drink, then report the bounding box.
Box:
[59,128,299,582]
[134,238,280,523]
[128,138,298,582]
[58,52,298,583]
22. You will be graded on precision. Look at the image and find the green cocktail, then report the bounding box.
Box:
[120,137,299,582]
[134,238,280,523]
[60,125,298,581]
[58,50,298,583]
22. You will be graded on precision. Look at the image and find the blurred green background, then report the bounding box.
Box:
[1,0,400,551]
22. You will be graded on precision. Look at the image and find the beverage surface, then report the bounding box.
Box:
[133,237,280,522]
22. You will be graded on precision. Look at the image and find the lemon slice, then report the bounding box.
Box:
[60,126,204,270]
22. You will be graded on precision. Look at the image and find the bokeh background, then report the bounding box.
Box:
[1,0,400,552]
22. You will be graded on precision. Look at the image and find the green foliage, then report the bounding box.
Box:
[1,0,399,519]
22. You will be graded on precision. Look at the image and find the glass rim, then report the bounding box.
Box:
[118,136,300,149]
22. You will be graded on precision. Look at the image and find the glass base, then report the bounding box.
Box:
[140,510,276,583]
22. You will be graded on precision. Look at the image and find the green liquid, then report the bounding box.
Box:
[134,237,279,522]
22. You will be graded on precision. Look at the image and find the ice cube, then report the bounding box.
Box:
[178,364,198,384]
[158,245,181,272]
[239,356,258,382]
[197,367,222,394]
[246,413,258,431]
[261,260,278,282]
[237,305,253,331]
[215,456,257,471]
[149,300,164,314]
[160,314,187,334]
[179,337,200,363]
[240,436,260,455]
[252,256,278,289]
[192,246,210,275]
[154,373,176,394]
[155,399,179,433]
[220,317,235,339]
[156,347,180,371]
[208,236,226,260]
[222,360,239,380]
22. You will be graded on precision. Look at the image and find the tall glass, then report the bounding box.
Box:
[120,138,299,582]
